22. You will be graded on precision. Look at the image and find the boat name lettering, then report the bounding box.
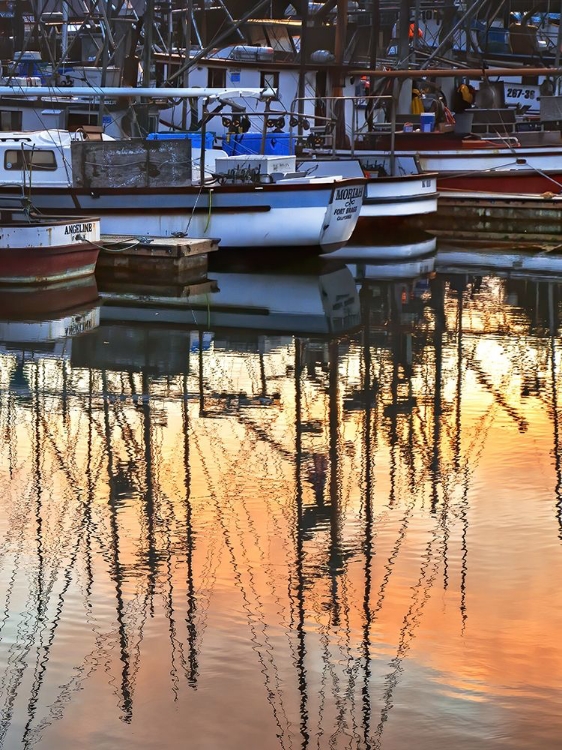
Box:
[64,223,93,235]
[335,187,363,201]
[422,179,432,188]
[334,203,360,221]
[64,316,96,336]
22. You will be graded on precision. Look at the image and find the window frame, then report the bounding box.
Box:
[4,148,58,171]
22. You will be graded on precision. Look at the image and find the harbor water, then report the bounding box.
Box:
[0,237,561,749]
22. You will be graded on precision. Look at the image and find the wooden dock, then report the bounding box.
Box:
[97,235,219,280]
[413,192,562,247]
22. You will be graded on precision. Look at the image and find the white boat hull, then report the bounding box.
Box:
[0,181,365,252]
[362,174,438,218]
[0,218,100,248]
[298,159,438,218]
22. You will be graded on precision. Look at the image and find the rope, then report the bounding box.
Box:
[436,159,522,181]
[84,236,141,253]
[185,181,207,234]
[204,189,213,233]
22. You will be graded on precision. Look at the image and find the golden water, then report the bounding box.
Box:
[0,258,560,749]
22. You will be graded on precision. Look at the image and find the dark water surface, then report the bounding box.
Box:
[0,238,561,749]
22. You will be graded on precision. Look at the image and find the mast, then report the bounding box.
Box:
[143,0,154,88]
[333,0,348,148]
[368,0,380,98]
[297,0,309,128]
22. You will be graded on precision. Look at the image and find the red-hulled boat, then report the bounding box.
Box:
[0,210,101,284]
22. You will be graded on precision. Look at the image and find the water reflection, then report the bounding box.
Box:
[0,241,561,748]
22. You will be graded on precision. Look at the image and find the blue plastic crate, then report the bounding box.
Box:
[146,132,215,148]
[221,132,293,156]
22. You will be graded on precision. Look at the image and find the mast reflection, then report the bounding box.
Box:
[0,248,561,748]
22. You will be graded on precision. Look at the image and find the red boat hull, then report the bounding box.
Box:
[0,242,100,284]
[437,171,562,195]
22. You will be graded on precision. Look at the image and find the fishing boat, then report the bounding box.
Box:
[0,87,366,252]
[299,159,438,220]
[343,128,562,196]
[0,200,101,284]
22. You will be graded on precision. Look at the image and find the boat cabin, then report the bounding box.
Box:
[0,129,197,189]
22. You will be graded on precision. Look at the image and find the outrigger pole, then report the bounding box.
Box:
[0,86,277,99]
[347,66,562,79]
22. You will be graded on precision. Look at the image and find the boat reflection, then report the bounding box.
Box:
[436,241,562,280]
[99,253,361,337]
[0,252,561,748]
[330,230,437,262]
[0,276,100,362]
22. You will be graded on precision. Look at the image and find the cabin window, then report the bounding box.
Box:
[208,68,226,88]
[4,149,58,171]
[0,111,22,131]
[260,71,279,90]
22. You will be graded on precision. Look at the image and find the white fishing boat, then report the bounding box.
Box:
[299,159,438,220]
[351,138,562,196]
[0,106,365,252]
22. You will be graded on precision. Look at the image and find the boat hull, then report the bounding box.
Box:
[0,218,100,284]
[340,146,562,195]
[436,171,562,194]
[0,180,365,251]
[362,174,438,218]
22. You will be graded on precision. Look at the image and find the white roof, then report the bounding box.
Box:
[0,129,72,147]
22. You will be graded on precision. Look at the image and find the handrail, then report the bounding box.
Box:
[289,94,396,172]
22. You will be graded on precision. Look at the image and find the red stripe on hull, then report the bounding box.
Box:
[438,172,562,194]
[0,243,100,283]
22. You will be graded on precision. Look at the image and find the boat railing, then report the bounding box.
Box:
[288,95,397,166]
[0,194,41,224]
